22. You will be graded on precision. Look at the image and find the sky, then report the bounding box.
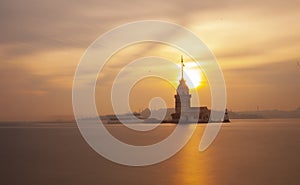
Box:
[0,0,300,121]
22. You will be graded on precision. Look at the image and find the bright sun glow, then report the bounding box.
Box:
[177,63,202,89]
[184,68,202,89]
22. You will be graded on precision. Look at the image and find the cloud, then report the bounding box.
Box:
[0,0,299,63]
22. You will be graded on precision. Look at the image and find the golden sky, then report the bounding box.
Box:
[0,0,300,121]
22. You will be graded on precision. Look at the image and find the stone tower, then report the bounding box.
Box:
[174,56,191,115]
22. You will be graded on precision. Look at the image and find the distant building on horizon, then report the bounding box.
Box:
[171,56,229,123]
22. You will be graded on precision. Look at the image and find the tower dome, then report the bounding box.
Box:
[177,79,189,95]
[177,55,189,95]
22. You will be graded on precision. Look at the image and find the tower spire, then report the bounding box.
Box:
[181,55,184,80]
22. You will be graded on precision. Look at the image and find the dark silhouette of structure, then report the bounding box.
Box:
[171,56,229,123]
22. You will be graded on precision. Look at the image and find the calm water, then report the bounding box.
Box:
[0,119,299,185]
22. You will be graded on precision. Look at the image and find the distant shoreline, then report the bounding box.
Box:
[1,117,300,124]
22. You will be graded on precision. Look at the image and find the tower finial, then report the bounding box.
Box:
[181,55,184,80]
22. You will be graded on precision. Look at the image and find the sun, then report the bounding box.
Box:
[184,68,202,89]
[177,63,203,89]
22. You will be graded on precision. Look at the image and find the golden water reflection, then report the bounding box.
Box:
[171,126,211,185]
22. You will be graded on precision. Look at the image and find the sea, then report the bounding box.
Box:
[0,119,299,185]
